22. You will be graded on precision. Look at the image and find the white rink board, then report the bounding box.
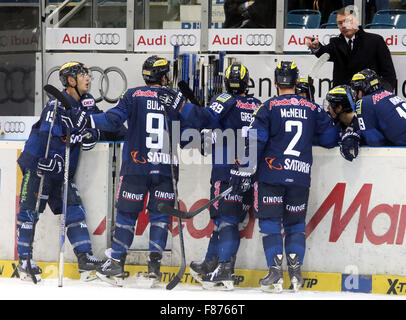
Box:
[0,142,112,263]
[2,139,406,276]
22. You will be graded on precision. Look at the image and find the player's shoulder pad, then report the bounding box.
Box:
[355,99,363,115]
[252,103,265,116]
[46,97,60,110]
[216,93,233,103]
[81,93,96,108]
[127,86,159,99]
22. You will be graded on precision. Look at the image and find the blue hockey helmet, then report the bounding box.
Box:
[142,55,170,84]
[350,68,383,96]
[224,63,250,94]
[274,61,299,86]
[296,77,315,100]
[59,61,90,87]
[326,85,357,113]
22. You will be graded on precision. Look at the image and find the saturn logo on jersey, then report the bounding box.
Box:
[265,157,283,170]
[61,133,82,144]
[131,150,147,164]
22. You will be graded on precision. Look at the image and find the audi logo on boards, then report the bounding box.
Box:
[402,34,406,46]
[321,34,337,46]
[246,34,273,46]
[46,66,127,104]
[170,34,197,46]
[94,33,120,45]
[4,121,26,133]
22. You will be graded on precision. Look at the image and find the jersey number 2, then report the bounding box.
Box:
[284,120,302,157]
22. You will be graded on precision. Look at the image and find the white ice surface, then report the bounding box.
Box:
[0,278,404,300]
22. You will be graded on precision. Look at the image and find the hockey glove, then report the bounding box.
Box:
[81,128,100,151]
[37,154,64,178]
[229,165,252,194]
[60,108,88,132]
[158,88,186,114]
[339,127,361,162]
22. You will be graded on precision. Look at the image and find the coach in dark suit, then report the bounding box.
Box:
[306,6,397,91]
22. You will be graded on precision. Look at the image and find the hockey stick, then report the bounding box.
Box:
[172,45,180,90]
[307,53,330,102]
[43,84,72,287]
[164,114,186,290]
[158,186,233,219]
[178,80,202,107]
[165,45,186,291]
[58,124,70,287]
[25,85,63,284]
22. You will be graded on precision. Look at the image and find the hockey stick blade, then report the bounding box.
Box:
[43,84,72,110]
[178,80,202,107]
[158,186,233,219]
[166,274,182,290]
[308,53,330,79]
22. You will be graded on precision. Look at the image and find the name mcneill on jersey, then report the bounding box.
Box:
[280,108,307,120]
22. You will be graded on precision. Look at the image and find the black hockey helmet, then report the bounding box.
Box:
[274,61,299,86]
[296,77,315,100]
[224,63,250,94]
[59,61,90,87]
[142,55,170,84]
[326,85,357,113]
[350,68,383,96]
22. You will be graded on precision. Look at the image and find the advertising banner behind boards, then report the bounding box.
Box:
[46,28,127,51]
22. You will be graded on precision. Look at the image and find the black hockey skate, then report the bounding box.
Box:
[18,258,42,283]
[260,254,284,293]
[135,252,162,288]
[201,261,234,291]
[96,256,125,287]
[287,253,304,292]
[189,255,218,284]
[76,252,104,282]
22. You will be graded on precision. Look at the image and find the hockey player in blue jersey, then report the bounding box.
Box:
[16,61,125,282]
[159,63,261,290]
[229,61,338,292]
[84,55,184,287]
[326,69,406,162]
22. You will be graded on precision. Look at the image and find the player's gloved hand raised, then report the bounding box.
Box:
[81,128,100,151]
[158,88,186,114]
[37,154,64,177]
[60,108,88,132]
[339,127,361,162]
[229,164,252,194]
